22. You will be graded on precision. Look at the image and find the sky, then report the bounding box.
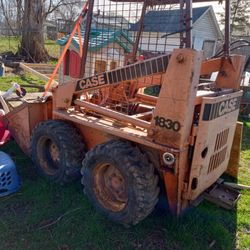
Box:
[194,1,224,13]
[194,1,225,25]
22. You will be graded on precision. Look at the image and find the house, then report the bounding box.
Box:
[57,28,134,83]
[232,24,250,37]
[56,19,75,35]
[43,19,76,40]
[43,20,57,40]
[91,13,131,30]
[129,6,223,58]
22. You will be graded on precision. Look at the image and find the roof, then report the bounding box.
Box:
[130,6,210,33]
[92,14,130,29]
[57,29,133,52]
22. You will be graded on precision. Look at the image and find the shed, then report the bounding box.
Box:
[57,29,134,84]
[130,6,223,58]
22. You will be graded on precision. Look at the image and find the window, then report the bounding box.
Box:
[202,40,216,58]
[94,60,107,74]
[110,61,117,70]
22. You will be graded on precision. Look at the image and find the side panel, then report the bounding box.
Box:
[76,124,112,150]
[4,101,52,155]
[5,106,30,154]
[187,91,242,200]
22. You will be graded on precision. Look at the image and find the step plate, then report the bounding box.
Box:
[204,182,241,210]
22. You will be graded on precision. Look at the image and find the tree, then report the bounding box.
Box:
[219,0,250,35]
[0,0,21,35]
[231,0,250,35]
[16,0,23,35]
[52,0,83,34]
[20,0,49,62]
[52,0,83,23]
[20,0,83,62]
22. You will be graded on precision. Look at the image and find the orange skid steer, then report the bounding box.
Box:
[1,0,246,225]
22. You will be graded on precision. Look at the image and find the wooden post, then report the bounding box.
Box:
[227,122,243,178]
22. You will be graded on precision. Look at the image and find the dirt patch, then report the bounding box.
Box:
[136,230,180,250]
[0,199,35,218]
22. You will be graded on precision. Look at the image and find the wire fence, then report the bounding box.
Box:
[58,0,182,114]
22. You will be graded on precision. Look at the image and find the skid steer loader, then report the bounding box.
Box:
[1,0,245,225]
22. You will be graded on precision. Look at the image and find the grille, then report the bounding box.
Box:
[207,146,227,174]
[214,128,229,152]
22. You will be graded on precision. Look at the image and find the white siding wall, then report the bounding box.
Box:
[193,10,220,54]
[131,31,180,53]
[130,9,221,57]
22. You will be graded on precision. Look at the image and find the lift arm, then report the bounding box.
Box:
[53,53,170,109]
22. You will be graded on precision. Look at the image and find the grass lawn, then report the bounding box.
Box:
[0,116,249,250]
[0,37,20,55]
[0,73,46,93]
[0,36,59,59]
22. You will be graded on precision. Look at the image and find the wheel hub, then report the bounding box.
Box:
[49,142,60,162]
[37,136,60,175]
[94,162,128,212]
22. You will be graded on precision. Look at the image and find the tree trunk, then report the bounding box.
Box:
[16,0,22,35]
[20,0,49,62]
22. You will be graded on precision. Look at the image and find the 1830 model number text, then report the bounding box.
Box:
[154,116,181,132]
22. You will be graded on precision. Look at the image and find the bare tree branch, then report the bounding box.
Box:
[44,0,82,18]
[0,0,17,35]
[44,0,64,17]
[232,0,240,27]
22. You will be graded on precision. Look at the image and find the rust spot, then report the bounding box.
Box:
[219,70,227,77]
[64,98,70,104]
[176,53,185,63]
[148,129,155,136]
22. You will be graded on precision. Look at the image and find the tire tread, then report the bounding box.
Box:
[81,139,159,225]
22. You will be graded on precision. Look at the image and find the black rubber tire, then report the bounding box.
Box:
[31,120,86,184]
[81,140,159,226]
